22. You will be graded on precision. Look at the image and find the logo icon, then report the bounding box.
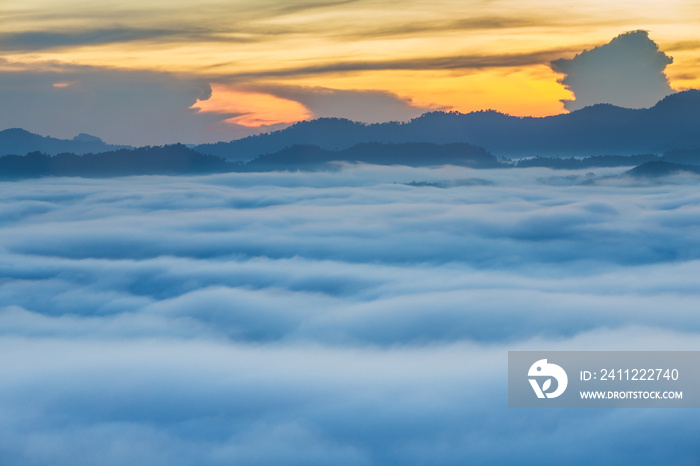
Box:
[528,359,568,398]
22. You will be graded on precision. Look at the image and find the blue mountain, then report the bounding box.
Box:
[627,160,700,178]
[242,142,501,171]
[196,90,700,160]
[0,128,130,156]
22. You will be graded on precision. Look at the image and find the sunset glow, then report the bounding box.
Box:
[191,85,313,127]
[4,3,700,463]
[1,0,699,142]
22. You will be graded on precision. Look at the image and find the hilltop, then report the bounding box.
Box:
[0,128,130,156]
[196,90,700,160]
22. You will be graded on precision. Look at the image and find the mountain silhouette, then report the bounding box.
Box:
[515,153,659,169]
[4,90,700,178]
[242,142,502,171]
[196,90,700,160]
[626,160,700,178]
[0,128,130,156]
[3,141,695,179]
[0,142,502,179]
[0,144,232,179]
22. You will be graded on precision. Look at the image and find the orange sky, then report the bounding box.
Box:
[1,0,699,139]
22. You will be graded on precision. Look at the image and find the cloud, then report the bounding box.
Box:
[327,15,549,40]
[664,40,700,52]
[2,165,700,464]
[0,0,366,43]
[0,28,237,51]
[209,47,577,79]
[191,85,313,127]
[0,64,272,145]
[242,84,437,123]
[551,30,675,110]
[2,165,700,345]
[0,65,435,144]
[0,4,581,54]
[1,333,699,465]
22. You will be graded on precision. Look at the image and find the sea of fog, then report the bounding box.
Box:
[1,164,699,465]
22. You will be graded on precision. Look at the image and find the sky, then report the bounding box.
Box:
[4,4,700,462]
[2,165,700,464]
[1,0,700,145]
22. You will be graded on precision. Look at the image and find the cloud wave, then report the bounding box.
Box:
[2,165,700,464]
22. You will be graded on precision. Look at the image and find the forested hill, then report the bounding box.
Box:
[196,90,700,160]
[5,142,699,179]
[0,128,130,156]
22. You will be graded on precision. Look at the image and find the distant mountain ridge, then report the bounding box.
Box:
[3,90,700,164]
[242,142,502,171]
[196,90,700,160]
[3,141,689,180]
[0,128,130,156]
[627,161,700,178]
[0,145,230,179]
[0,142,500,179]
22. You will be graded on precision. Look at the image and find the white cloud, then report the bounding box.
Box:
[2,165,700,464]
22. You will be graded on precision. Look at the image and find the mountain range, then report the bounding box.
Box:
[2,90,700,177]
[0,145,229,179]
[0,128,129,156]
[195,89,700,160]
[241,142,501,171]
[3,141,699,180]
